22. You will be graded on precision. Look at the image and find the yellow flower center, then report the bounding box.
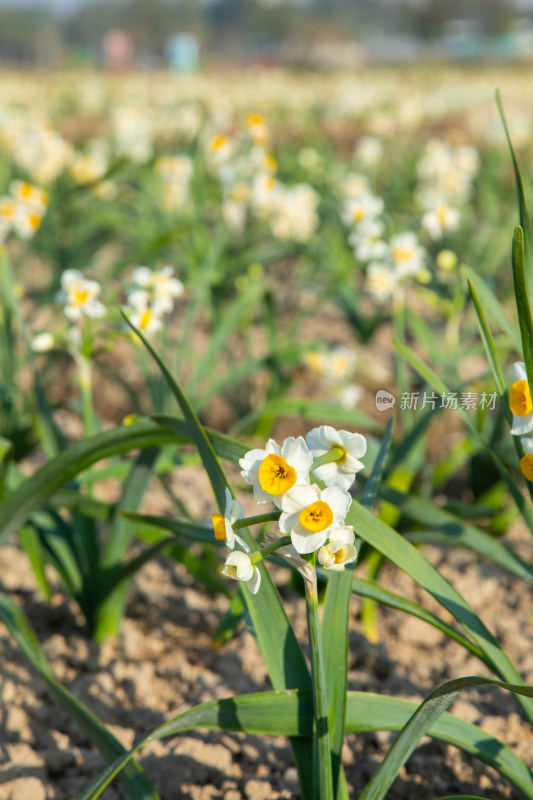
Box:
[211,134,227,152]
[73,287,90,306]
[509,379,532,417]
[333,547,346,564]
[299,500,333,533]
[352,206,365,222]
[392,246,414,263]
[437,204,450,225]
[140,308,152,330]
[20,182,33,199]
[258,453,296,495]
[29,212,42,231]
[212,513,227,541]
[247,113,265,126]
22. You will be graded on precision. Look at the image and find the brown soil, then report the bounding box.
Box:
[1,512,532,800]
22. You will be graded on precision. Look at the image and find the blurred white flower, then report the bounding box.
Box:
[306,425,366,490]
[60,269,106,321]
[222,551,261,594]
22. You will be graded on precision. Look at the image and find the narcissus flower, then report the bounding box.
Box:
[510,363,533,436]
[239,437,312,506]
[59,269,106,321]
[318,526,357,572]
[222,551,261,594]
[279,484,352,554]
[306,425,366,491]
[211,487,246,551]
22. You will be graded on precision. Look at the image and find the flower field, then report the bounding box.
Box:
[1,64,533,800]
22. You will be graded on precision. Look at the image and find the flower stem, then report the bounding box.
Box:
[252,534,292,561]
[311,446,345,472]
[305,560,334,800]
[78,353,94,437]
[233,511,281,529]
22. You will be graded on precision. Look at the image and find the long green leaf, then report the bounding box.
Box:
[379,486,533,586]
[496,89,531,267]
[0,419,247,543]
[350,577,485,663]
[75,689,533,800]
[0,592,160,800]
[234,397,381,436]
[512,226,533,393]
[321,417,394,797]
[358,675,533,800]
[394,337,533,536]
[94,447,159,640]
[467,279,508,399]
[347,500,533,725]
[123,312,228,510]
[462,266,521,351]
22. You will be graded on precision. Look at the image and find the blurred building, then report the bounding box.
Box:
[165,33,200,72]
[102,29,133,70]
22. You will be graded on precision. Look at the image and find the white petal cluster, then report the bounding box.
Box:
[155,156,193,212]
[113,105,154,164]
[239,436,313,506]
[279,484,352,554]
[302,346,362,410]
[69,140,109,185]
[216,488,261,594]
[224,425,366,587]
[306,425,367,490]
[416,139,479,241]
[1,118,71,185]
[125,265,184,337]
[0,180,49,242]
[59,269,106,322]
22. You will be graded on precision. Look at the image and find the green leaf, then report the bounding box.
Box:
[322,416,394,797]
[462,266,521,351]
[394,337,533,536]
[187,281,265,396]
[0,419,247,544]
[358,675,533,800]
[119,512,217,545]
[496,89,531,263]
[123,311,228,511]
[234,397,382,436]
[512,226,533,393]
[75,689,533,800]
[350,577,485,663]
[348,500,533,725]
[0,591,160,800]
[379,486,533,587]
[467,278,508,400]
[93,447,159,641]
[153,414,248,463]
[19,525,51,601]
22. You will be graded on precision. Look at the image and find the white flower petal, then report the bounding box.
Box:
[511,411,533,436]
[281,484,320,514]
[281,436,313,472]
[327,525,355,545]
[339,431,367,459]
[321,486,352,522]
[306,425,342,454]
[246,567,262,594]
[521,436,533,454]
[513,362,527,381]
[291,523,329,554]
